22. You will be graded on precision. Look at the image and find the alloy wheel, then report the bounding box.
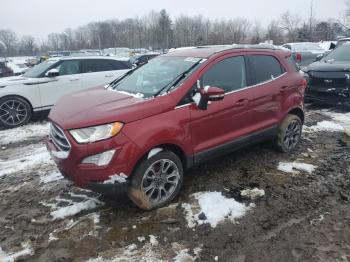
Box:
[0,99,28,126]
[141,159,180,205]
[283,120,301,150]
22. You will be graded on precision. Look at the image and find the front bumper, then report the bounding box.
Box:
[305,86,350,105]
[46,128,140,192]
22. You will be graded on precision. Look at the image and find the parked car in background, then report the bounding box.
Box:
[282,42,325,67]
[304,43,350,108]
[130,53,160,67]
[0,56,131,128]
[0,61,13,78]
[47,45,306,210]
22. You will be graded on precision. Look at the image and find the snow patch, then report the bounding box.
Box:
[117,90,144,99]
[40,171,63,184]
[147,148,163,159]
[304,121,344,133]
[192,92,201,105]
[173,247,201,262]
[0,146,54,177]
[0,243,33,262]
[183,192,250,228]
[278,162,317,174]
[0,122,49,145]
[149,235,158,246]
[103,173,127,184]
[50,199,101,220]
[241,188,265,199]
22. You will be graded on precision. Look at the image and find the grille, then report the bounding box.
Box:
[50,123,71,152]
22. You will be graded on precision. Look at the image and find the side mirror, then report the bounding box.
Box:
[315,54,324,61]
[198,86,225,110]
[45,68,59,77]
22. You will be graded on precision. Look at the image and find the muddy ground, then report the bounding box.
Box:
[0,105,350,262]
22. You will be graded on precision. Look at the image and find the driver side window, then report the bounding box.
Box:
[53,60,80,76]
[200,56,246,93]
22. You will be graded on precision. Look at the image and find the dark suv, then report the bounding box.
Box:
[0,62,13,77]
[47,45,306,210]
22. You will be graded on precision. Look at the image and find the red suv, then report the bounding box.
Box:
[47,45,306,210]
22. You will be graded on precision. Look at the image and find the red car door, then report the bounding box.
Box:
[247,54,288,132]
[188,54,253,158]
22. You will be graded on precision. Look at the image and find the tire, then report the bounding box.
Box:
[275,114,302,153]
[0,96,32,129]
[128,150,184,210]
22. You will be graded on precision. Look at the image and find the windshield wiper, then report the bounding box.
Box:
[154,61,201,97]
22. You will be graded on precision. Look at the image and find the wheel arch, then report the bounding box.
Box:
[130,143,190,178]
[0,94,34,114]
[287,107,304,124]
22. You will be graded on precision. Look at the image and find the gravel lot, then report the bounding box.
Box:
[0,105,349,262]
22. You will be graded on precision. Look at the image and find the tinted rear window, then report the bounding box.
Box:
[249,55,284,85]
[82,59,131,73]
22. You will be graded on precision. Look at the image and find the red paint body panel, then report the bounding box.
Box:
[47,47,305,190]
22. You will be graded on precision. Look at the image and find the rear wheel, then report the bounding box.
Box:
[0,96,32,129]
[128,150,183,210]
[275,114,302,153]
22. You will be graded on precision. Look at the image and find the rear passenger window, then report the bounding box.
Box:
[81,59,130,73]
[249,55,284,85]
[201,56,246,93]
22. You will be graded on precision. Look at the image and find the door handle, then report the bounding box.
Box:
[234,98,249,106]
[70,77,79,81]
[279,86,288,93]
[105,74,114,77]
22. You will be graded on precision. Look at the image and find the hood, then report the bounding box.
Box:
[0,75,47,88]
[49,86,175,130]
[306,60,350,72]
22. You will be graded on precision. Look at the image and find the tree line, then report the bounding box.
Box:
[0,7,349,57]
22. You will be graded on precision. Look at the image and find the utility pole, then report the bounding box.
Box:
[309,0,314,41]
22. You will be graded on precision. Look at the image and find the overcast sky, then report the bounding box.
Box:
[0,0,346,40]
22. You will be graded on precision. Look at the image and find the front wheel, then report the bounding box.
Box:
[128,150,183,210]
[275,114,302,153]
[0,96,32,129]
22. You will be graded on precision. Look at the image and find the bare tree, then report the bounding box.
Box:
[280,11,302,42]
[19,35,37,55]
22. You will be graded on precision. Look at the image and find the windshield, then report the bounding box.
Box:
[323,44,350,62]
[23,60,57,78]
[111,56,202,98]
[293,43,324,51]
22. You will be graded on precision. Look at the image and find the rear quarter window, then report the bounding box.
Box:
[249,55,285,85]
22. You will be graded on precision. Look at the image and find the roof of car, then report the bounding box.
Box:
[165,44,287,58]
[47,56,130,62]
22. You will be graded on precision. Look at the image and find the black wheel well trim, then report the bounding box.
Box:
[287,107,304,124]
[130,143,191,179]
[0,94,34,114]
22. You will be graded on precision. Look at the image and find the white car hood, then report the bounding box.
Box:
[0,75,49,88]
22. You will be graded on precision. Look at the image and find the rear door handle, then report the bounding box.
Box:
[105,74,114,77]
[279,86,288,93]
[234,98,249,106]
[70,77,79,81]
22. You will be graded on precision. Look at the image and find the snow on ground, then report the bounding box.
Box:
[183,192,251,228]
[0,243,33,262]
[0,122,49,145]
[173,247,201,262]
[241,188,265,199]
[0,145,54,177]
[304,121,344,133]
[278,162,317,174]
[48,193,103,220]
[40,171,63,184]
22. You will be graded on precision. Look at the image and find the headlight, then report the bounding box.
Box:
[69,122,123,143]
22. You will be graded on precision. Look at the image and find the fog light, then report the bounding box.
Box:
[81,149,116,166]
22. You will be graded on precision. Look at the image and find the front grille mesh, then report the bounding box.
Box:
[50,123,71,152]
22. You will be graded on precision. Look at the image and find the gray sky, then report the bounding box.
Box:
[0,0,346,40]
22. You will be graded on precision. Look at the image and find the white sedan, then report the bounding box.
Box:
[0,56,131,128]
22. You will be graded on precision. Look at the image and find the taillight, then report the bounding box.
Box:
[301,79,307,88]
[296,53,302,63]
